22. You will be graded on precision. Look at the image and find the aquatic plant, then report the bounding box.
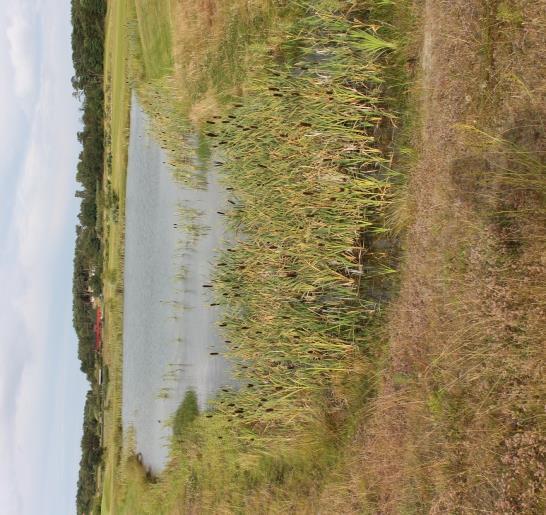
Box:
[117,0,403,511]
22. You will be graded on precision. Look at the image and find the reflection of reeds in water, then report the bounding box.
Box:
[175,205,210,247]
[156,365,192,429]
[161,367,182,383]
[130,79,208,189]
[159,299,190,320]
[174,267,188,282]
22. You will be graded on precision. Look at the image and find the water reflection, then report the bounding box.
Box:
[122,94,232,474]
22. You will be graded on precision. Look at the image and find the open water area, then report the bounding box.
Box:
[122,94,233,473]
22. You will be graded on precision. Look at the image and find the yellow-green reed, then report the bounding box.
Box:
[115,0,406,511]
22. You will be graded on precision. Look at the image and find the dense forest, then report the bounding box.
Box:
[70,0,107,513]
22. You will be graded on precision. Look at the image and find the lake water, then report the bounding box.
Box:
[122,95,232,474]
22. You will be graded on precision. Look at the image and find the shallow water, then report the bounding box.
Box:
[122,94,232,474]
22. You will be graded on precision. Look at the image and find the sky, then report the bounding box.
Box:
[0,1,88,514]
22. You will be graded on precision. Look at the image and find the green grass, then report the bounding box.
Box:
[99,0,131,513]
[133,0,173,80]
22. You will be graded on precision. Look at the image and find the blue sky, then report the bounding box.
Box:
[0,1,88,513]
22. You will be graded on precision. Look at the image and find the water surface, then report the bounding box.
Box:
[122,95,232,474]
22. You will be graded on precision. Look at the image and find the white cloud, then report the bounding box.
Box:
[0,1,87,513]
[6,14,36,101]
[0,316,28,514]
[2,85,81,515]
[0,16,28,188]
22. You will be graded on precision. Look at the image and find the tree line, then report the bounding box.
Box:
[70,0,107,513]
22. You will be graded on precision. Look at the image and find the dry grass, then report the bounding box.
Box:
[320,1,546,512]
[169,0,278,112]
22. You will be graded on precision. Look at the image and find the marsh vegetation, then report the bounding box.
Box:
[102,0,410,512]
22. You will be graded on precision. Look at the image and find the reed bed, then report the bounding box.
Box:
[209,0,398,430]
[124,1,404,511]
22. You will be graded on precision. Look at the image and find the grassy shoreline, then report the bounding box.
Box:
[98,0,131,512]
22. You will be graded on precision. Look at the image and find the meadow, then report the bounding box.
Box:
[93,0,545,513]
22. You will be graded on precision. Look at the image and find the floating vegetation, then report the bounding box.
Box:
[156,387,172,400]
